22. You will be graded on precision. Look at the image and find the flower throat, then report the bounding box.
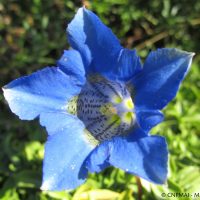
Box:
[67,75,135,142]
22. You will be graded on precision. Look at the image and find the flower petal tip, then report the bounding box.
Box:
[40,179,73,191]
[182,50,195,57]
[189,52,195,57]
[157,175,168,185]
[2,88,11,110]
[40,178,54,191]
[174,48,195,60]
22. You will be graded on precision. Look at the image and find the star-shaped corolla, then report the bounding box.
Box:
[3,7,194,191]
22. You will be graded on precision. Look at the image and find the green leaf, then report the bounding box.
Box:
[75,189,120,200]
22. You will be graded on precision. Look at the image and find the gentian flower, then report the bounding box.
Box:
[3,7,194,191]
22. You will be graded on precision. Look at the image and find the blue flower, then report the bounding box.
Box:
[3,7,194,191]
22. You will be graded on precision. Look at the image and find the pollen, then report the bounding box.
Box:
[107,114,121,128]
[122,112,135,124]
[83,129,99,146]
[66,96,78,115]
[125,99,134,110]
[112,95,122,104]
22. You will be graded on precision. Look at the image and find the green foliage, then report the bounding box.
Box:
[0,0,199,199]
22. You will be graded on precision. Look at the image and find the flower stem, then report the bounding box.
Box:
[136,177,143,200]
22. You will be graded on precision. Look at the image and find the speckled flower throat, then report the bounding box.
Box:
[67,75,136,142]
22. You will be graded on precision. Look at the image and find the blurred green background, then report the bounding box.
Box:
[0,0,200,199]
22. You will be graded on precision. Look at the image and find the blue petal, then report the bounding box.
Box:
[67,8,142,81]
[57,50,86,85]
[40,112,78,136]
[133,48,194,110]
[109,133,168,184]
[3,67,81,120]
[113,49,142,81]
[126,126,148,140]
[41,115,94,191]
[85,142,110,173]
[136,110,164,132]
[86,128,147,173]
[67,8,121,75]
